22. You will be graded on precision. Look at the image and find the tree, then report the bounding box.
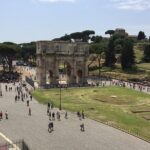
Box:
[137,31,146,40]
[121,38,135,70]
[53,34,71,41]
[0,42,20,72]
[105,30,115,36]
[89,42,107,76]
[104,35,117,67]
[143,44,150,62]
[91,36,103,43]
[53,30,95,42]
[82,30,95,42]
[114,38,124,54]
[20,42,36,65]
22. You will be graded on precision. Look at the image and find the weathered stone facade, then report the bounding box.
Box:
[36,41,89,88]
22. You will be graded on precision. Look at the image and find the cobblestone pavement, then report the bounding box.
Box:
[0,83,150,150]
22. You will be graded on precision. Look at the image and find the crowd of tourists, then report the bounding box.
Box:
[88,77,150,94]
[0,81,33,123]
[0,80,86,134]
[47,102,85,133]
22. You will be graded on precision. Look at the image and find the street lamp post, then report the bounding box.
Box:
[59,83,62,110]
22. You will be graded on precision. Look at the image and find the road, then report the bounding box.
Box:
[0,83,150,150]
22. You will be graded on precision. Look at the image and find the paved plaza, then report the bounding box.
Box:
[0,83,150,150]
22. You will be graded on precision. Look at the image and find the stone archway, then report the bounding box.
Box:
[36,41,89,88]
[58,61,72,84]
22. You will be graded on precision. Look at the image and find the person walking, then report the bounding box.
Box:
[49,111,51,120]
[15,95,18,102]
[47,107,50,115]
[28,107,31,116]
[82,110,85,119]
[51,122,54,131]
[65,111,68,119]
[48,122,54,132]
[52,112,55,120]
[48,122,51,132]
[0,111,3,120]
[80,123,85,132]
[47,102,50,109]
[27,100,29,106]
[57,111,61,121]
[5,111,8,119]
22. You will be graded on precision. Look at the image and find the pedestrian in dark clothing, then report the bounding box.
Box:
[5,111,8,119]
[51,122,54,131]
[52,112,55,120]
[77,111,81,120]
[0,91,2,96]
[5,85,7,91]
[47,102,50,110]
[0,111,3,120]
[49,111,51,120]
[47,108,50,115]
[27,100,29,106]
[15,95,18,102]
[48,122,51,132]
[48,122,54,132]
[77,111,80,117]
[80,123,85,132]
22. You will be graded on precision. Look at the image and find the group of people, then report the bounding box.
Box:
[14,82,33,116]
[4,81,33,118]
[47,102,85,133]
[2,81,86,134]
[91,78,150,94]
[0,111,8,120]
[47,103,62,133]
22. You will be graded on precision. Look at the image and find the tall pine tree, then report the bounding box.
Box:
[121,38,135,70]
[104,36,116,67]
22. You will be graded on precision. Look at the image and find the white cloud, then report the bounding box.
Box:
[110,0,150,10]
[37,0,75,3]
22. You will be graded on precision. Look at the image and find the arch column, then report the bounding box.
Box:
[68,60,76,84]
[53,57,59,84]
[37,55,47,87]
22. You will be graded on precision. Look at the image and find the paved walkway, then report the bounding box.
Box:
[0,83,150,150]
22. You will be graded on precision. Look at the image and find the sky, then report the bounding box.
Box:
[0,0,150,43]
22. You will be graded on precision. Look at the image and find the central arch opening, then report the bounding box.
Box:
[58,61,71,84]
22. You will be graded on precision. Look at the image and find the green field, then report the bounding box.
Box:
[32,86,150,141]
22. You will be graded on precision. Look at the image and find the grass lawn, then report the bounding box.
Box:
[137,63,150,71]
[32,86,150,141]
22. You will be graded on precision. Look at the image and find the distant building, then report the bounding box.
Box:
[115,28,128,37]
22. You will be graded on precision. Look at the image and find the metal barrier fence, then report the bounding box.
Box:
[0,140,30,150]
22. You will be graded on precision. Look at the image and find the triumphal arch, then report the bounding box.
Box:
[36,41,89,88]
